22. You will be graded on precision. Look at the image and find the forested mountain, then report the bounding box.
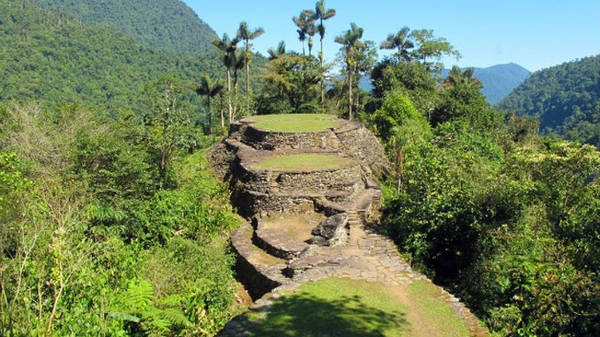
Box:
[30,0,219,56]
[0,0,219,114]
[441,63,530,104]
[499,55,600,145]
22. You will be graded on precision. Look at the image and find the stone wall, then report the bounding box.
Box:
[207,140,238,181]
[236,161,363,195]
[242,125,341,151]
[335,122,390,178]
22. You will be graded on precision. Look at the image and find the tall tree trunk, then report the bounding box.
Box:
[245,49,251,96]
[320,38,325,111]
[245,48,251,115]
[207,98,212,135]
[348,69,353,120]
[226,70,232,123]
[220,105,225,131]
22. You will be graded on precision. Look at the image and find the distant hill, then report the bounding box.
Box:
[499,55,600,146]
[0,0,218,113]
[441,63,530,104]
[30,0,219,56]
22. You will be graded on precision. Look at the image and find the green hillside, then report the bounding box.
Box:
[0,0,219,114]
[31,0,219,56]
[499,55,600,145]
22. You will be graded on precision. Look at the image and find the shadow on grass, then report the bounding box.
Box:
[248,293,408,337]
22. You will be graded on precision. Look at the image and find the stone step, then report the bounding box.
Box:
[254,225,310,260]
[230,221,293,299]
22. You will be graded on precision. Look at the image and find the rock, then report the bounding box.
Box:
[310,213,348,247]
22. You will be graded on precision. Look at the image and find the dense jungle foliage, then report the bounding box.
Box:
[368,59,600,336]
[499,55,600,147]
[0,0,220,116]
[0,96,242,336]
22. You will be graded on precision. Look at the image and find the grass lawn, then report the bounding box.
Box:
[245,278,472,337]
[248,114,341,132]
[251,153,355,171]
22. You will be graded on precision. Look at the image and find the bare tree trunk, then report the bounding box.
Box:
[320,39,325,111]
[245,49,251,97]
[207,98,212,135]
[226,70,232,123]
[348,69,353,120]
[220,106,225,131]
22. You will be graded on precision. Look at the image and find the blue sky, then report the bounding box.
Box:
[182,0,600,73]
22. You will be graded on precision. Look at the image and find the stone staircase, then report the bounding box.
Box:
[229,182,384,299]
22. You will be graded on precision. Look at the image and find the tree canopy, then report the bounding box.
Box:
[0,0,218,116]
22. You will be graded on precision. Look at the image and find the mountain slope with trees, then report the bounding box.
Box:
[30,0,219,56]
[0,0,219,115]
[499,55,600,146]
[441,63,530,104]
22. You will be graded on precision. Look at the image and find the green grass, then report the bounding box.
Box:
[251,153,355,172]
[409,280,472,337]
[248,278,408,337]
[248,114,341,132]
[243,278,471,337]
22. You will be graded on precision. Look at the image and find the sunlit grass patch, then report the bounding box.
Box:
[249,278,408,337]
[244,278,472,337]
[248,113,341,132]
[408,280,472,337]
[250,153,355,171]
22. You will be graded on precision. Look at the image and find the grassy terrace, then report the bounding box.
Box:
[250,153,355,171]
[245,278,472,337]
[247,113,341,132]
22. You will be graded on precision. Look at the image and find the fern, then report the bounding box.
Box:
[123,278,154,310]
[141,306,171,337]
[162,307,192,328]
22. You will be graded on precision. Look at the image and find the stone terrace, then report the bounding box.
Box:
[210,115,488,336]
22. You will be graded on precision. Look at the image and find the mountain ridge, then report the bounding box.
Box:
[441,63,531,104]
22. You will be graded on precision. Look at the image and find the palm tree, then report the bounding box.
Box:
[292,11,315,56]
[335,23,365,120]
[232,51,246,117]
[380,26,414,62]
[267,41,286,60]
[442,66,483,90]
[212,33,239,123]
[306,23,317,57]
[314,0,336,106]
[237,22,264,97]
[196,74,224,134]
